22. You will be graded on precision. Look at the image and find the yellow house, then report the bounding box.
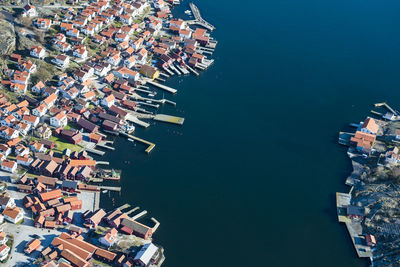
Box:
[139,65,160,79]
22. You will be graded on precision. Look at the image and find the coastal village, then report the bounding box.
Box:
[0,0,217,266]
[337,103,400,266]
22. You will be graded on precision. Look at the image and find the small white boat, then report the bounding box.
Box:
[128,138,134,142]
[102,190,108,193]
[185,10,192,15]
[148,93,155,97]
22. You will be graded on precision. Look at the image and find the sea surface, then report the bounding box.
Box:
[97,0,400,266]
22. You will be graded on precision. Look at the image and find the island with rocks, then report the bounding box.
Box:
[337,103,400,266]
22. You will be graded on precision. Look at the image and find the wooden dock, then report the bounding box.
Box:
[151,217,160,233]
[96,143,115,151]
[131,210,147,220]
[120,132,156,153]
[125,114,150,128]
[96,161,110,165]
[99,186,121,192]
[370,110,383,116]
[374,102,398,115]
[126,206,140,216]
[85,148,105,156]
[154,114,185,125]
[147,81,177,94]
[94,191,100,211]
[117,203,131,211]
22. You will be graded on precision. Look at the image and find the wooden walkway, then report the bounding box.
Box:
[120,132,155,153]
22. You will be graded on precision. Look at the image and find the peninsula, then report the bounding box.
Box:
[0,0,217,266]
[337,103,400,266]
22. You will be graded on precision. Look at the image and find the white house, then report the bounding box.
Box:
[52,54,70,68]
[0,160,17,173]
[66,28,80,38]
[0,232,8,246]
[32,104,48,117]
[35,18,52,30]
[0,196,15,210]
[22,4,37,17]
[30,46,46,59]
[17,155,33,167]
[50,112,68,128]
[0,127,19,140]
[0,244,9,261]
[113,67,139,81]
[73,46,88,59]
[101,94,115,108]
[133,243,158,267]
[22,115,40,127]
[99,228,118,247]
[360,118,379,135]
[3,207,24,224]
[31,81,45,94]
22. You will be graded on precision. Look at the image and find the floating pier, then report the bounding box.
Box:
[120,132,156,153]
[131,210,148,220]
[147,81,177,94]
[154,114,185,125]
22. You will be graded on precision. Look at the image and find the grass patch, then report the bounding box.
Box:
[49,135,83,153]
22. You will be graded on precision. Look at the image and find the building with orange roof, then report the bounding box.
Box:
[25,238,41,254]
[113,67,139,81]
[35,18,52,29]
[50,111,68,128]
[99,228,118,247]
[43,93,58,108]
[101,94,115,108]
[361,118,379,135]
[30,45,46,59]
[40,189,63,202]
[60,249,90,267]
[0,244,9,261]
[350,131,376,154]
[3,207,23,224]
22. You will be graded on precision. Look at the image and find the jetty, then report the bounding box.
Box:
[120,132,156,153]
[117,203,131,211]
[147,80,177,94]
[96,161,110,166]
[126,206,140,216]
[374,102,398,115]
[151,217,161,233]
[96,143,115,151]
[126,113,151,128]
[85,148,105,156]
[131,210,148,220]
[187,3,215,31]
[99,186,121,192]
[154,114,185,125]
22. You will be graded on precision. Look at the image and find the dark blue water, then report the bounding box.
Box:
[99,0,400,266]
